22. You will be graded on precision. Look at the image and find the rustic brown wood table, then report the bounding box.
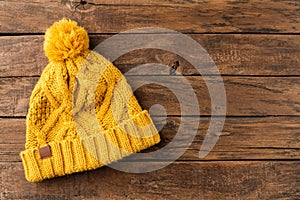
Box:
[0,0,299,199]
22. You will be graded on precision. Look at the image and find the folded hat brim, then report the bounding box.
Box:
[20,110,160,182]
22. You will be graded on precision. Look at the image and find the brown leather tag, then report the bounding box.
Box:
[38,144,52,159]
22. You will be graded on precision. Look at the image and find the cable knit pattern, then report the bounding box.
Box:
[20,19,160,182]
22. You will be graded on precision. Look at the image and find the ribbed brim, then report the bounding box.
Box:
[20,111,160,182]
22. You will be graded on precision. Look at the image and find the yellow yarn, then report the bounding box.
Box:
[44,19,89,62]
[20,19,160,182]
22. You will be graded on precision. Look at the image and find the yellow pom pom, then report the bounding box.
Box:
[44,19,89,62]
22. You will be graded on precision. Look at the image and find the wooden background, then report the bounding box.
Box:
[0,0,300,199]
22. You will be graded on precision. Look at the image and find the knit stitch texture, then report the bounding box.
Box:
[20,19,160,182]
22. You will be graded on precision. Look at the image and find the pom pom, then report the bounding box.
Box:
[44,19,89,62]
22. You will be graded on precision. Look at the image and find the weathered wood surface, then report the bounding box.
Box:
[1,76,300,117]
[1,161,299,199]
[1,0,299,199]
[2,34,300,77]
[1,1,300,33]
[1,117,299,162]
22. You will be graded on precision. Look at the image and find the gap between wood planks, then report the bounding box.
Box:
[1,159,300,163]
[1,32,300,36]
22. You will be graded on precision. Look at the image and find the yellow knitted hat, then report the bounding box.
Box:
[20,19,160,182]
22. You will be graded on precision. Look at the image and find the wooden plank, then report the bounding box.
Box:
[0,161,299,199]
[1,117,299,162]
[0,36,47,77]
[1,76,300,117]
[0,77,36,117]
[0,0,206,4]
[0,1,300,33]
[0,0,261,5]
[2,34,300,77]
[110,34,300,76]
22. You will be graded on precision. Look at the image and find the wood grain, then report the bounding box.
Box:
[0,1,300,33]
[1,117,299,162]
[1,76,299,117]
[0,161,299,199]
[1,1,299,199]
[2,34,300,77]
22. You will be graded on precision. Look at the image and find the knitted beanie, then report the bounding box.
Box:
[20,19,160,182]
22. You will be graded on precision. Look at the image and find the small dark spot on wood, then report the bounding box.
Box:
[169,61,179,75]
[63,0,100,12]
[61,0,69,4]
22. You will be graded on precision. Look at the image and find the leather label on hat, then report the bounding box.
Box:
[38,144,52,159]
